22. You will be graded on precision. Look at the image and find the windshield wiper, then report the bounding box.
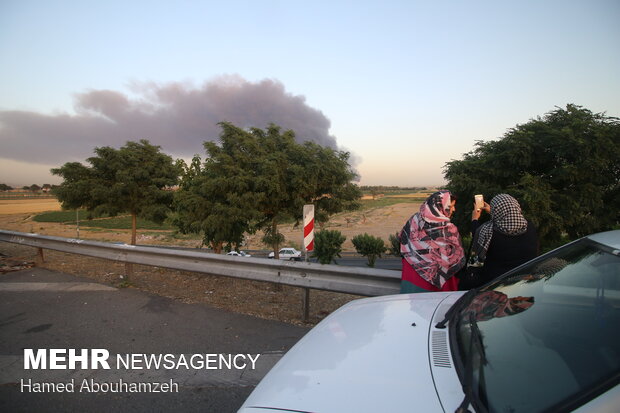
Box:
[455,312,487,413]
[435,288,479,329]
[434,288,487,411]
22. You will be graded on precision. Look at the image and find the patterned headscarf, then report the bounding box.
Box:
[400,191,466,288]
[474,193,528,261]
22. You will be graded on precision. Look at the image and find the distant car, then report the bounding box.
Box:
[226,250,251,257]
[239,230,620,413]
[268,248,302,261]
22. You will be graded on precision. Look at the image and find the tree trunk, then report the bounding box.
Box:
[272,218,282,291]
[212,241,223,254]
[131,213,137,245]
[273,219,280,259]
[368,254,377,268]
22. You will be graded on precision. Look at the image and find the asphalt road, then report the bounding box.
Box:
[0,268,310,413]
[265,256,401,270]
[326,256,401,270]
[236,249,402,271]
[143,245,402,271]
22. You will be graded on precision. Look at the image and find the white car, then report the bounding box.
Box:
[226,250,251,257]
[239,230,620,413]
[267,247,302,261]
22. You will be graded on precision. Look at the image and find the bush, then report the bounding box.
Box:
[352,233,386,267]
[313,230,346,264]
[388,232,401,256]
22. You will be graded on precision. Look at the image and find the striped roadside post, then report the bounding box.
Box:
[303,204,315,261]
[302,204,315,322]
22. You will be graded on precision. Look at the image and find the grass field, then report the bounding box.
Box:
[19,195,426,229]
[3,192,427,234]
[359,195,427,209]
[1,192,423,252]
[32,210,173,230]
[33,200,417,229]
[0,191,56,200]
[32,210,86,223]
[77,216,173,230]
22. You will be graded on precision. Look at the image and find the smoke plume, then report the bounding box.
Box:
[0,76,339,165]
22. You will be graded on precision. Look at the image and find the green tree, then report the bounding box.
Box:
[174,122,361,256]
[312,230,346,264]
[0,184,13,191]
[352,233,386,267]
[172,154,259,253]
[444,104,620,250]
[52,140,181,246]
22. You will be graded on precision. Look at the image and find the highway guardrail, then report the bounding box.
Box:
[0,230,401,298]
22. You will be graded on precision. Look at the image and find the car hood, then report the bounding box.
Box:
[239,291,464,413]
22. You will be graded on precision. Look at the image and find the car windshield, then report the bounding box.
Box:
[455,237,620,412]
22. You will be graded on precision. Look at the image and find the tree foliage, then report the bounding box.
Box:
[173,122,362,254]
[172,154,258,252]
[52,140,181,245]
[444,104,620,249]
[313,230,347,264]
[352,233,386,267]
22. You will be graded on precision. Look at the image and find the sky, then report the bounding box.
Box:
[1,0,619,188]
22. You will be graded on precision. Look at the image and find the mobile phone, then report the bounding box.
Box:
[474,194,484,210]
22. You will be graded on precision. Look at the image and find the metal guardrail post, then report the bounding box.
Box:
[302,288,310,322]
[36,247,45,264]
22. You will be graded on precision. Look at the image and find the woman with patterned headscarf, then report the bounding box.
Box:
[399,191,466,293]
[471,193,539,283]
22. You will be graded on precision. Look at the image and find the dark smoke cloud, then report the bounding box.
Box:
[0,76,339,164]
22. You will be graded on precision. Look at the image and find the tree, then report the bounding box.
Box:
[29,184,41,192]
[444,104,620,250]
[352,233,386,267]
[52,140,181,246]
[173,152,265,253]
[0,184,12,191]
[174,122,361,255]
[313,230,347,264]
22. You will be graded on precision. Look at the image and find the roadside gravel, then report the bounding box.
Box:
[0,242,362,326]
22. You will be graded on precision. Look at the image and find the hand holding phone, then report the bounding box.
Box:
[474,194,484,210]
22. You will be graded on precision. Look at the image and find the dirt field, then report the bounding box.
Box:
[0,198,420,325]
[0,198,421,251]
[247,201,419,251]
[0,199,61,214]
